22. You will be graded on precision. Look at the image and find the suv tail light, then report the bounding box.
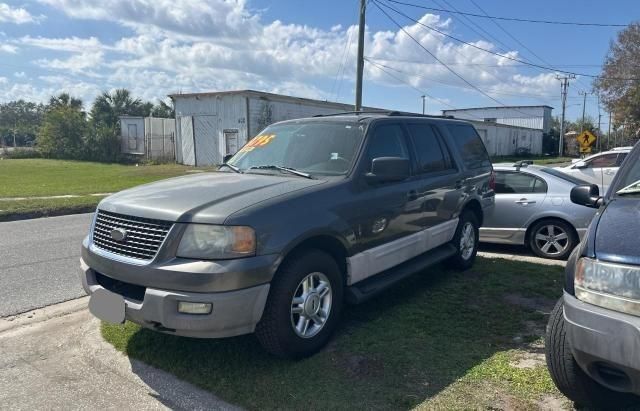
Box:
[489,170,496,191]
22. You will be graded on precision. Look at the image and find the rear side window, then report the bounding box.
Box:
[494,172,547,194]
[540,168,589,185]
[406,124,453,173]
[585,153,617,168]
[446,124,491,169]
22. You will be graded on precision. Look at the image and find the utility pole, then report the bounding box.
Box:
[579,90,589,133]
[597,93,602,152]
[608,111,612,149]
[354,0,366,112]
[421,95,426,115]
[556,74,575,157]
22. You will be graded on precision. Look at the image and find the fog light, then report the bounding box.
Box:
[178,301,212,315]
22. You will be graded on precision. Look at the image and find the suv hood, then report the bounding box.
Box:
[594,199,640,265]
[98,172,325,224]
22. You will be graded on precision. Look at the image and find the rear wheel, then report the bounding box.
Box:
[447,210,479,270]
[255,249,343,359]
[545,298,639,408]
[529,219,577,260]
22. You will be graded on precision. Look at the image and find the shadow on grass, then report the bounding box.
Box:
[102,258,564,410]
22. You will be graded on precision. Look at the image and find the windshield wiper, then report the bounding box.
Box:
[218,163,242,173]
[247,165,313,179]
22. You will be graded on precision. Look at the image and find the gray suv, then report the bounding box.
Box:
[81,112,495,358]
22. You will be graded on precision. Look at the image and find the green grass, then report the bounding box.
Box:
[0,159,210,220]
[490,155,574,165]
[102,258,570,410]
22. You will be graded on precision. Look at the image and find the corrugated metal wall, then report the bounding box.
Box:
[144,117,175,161]
[444,106,552,133]
[119,117,145,155]
[178,116,195,165]
[472,122,543,156]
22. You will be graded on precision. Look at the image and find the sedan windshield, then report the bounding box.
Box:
[227,121,365,176]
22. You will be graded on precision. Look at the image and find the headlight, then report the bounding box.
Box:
[575,257,640,315]
[177,224,256,259]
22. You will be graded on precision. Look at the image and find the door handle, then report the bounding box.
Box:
[604,169,615,175]
[515,199,536,205]
[407,190,418,201]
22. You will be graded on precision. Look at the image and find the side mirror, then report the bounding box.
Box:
[365,157,410,183]
[570,184,603,208]
[223,154,233,163]
[574,160,587,169]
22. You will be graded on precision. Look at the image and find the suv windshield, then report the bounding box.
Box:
[227,120,364,176]
[615,151,640,196]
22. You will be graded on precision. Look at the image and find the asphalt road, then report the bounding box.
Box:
[0,213,92,317]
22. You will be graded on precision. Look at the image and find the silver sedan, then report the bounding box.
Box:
[480,163,598,259]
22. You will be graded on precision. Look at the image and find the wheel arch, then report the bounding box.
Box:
[461,199,483,226]
[277,234,349,285]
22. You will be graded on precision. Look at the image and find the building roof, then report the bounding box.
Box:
[442,105,553,112]
[168,89,383,111]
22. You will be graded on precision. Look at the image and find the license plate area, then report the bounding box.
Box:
[89,288,126,324]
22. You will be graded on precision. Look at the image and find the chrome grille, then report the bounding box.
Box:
[92,210,172,260]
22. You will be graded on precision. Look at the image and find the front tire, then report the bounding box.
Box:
[255,249,343,359]
[545,298,638,408]
[447,210,479,270]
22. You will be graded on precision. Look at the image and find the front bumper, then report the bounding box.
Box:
[564,291,640,394]
[81,258,270,338]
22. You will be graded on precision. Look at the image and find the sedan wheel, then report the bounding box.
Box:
[529,220,577,259]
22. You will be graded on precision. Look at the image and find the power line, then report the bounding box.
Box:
[330,2,359,101]
[371,0,537,116]
[375,0,639,81]
[360,57,603,68]
[384,0,628,27]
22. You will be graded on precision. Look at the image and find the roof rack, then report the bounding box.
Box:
[312,111,454,119]
[513,160,534,169]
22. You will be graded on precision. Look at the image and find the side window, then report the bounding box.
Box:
[586,154,618,168]
[365,124,409,171]
[406,123,453,173]
[445,124,491,169]
[494,172,547,194]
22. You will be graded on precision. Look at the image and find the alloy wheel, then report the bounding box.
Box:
[290,272,332,338]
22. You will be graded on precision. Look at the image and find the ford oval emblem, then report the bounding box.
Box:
[110,228,128,242]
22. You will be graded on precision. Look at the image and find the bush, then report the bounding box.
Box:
[37,107,87,159]
[83,126,121,163]
[1,147,41,159]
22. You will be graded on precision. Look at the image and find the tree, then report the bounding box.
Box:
[0,100,46,146]
[37,105,87,159]
[47,93,83,111]
[151,100,175,118]
[90,88,147,128]
[594,22,640,136]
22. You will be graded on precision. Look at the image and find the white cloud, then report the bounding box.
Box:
[14,72,26,78]
[0,77,7,84]
[0,43,17,53]
[36,51,104,76]
[0,3,43,24]
[19,36,104,52]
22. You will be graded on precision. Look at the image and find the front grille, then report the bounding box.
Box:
[92,210,172,260]
[95,272,146,302]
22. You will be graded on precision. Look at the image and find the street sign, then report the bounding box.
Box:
[577,130,597,150]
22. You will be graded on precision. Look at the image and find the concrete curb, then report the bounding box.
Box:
[0,296,89,334]
[478,251,566,267]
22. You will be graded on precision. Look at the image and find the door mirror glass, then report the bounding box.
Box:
[366,157,410,183]
[570,184,603,208]
[574,160,587,169]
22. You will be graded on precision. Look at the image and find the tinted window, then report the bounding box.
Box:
[446,124,491,169]
[586,153,618,168]
[540,168,589,185]
[494,172,547,194]
[365,124,409,171]
[616,153,628,166]
[407,124,453,173]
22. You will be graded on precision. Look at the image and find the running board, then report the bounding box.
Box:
[345,243,457,304]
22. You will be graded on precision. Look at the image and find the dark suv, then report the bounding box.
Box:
[546,143,640,407]
[81,112,495,358]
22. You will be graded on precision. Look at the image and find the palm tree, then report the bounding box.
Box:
[47,93,83,111]
[90,89,149,128]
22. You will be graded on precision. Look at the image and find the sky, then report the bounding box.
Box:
[0,0,637,124]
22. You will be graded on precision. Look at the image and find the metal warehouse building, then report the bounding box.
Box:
[442,105,553,133]
[169,90,381,166]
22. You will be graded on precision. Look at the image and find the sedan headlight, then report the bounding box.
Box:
[177,224,256,259]
[575,257,640,315]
